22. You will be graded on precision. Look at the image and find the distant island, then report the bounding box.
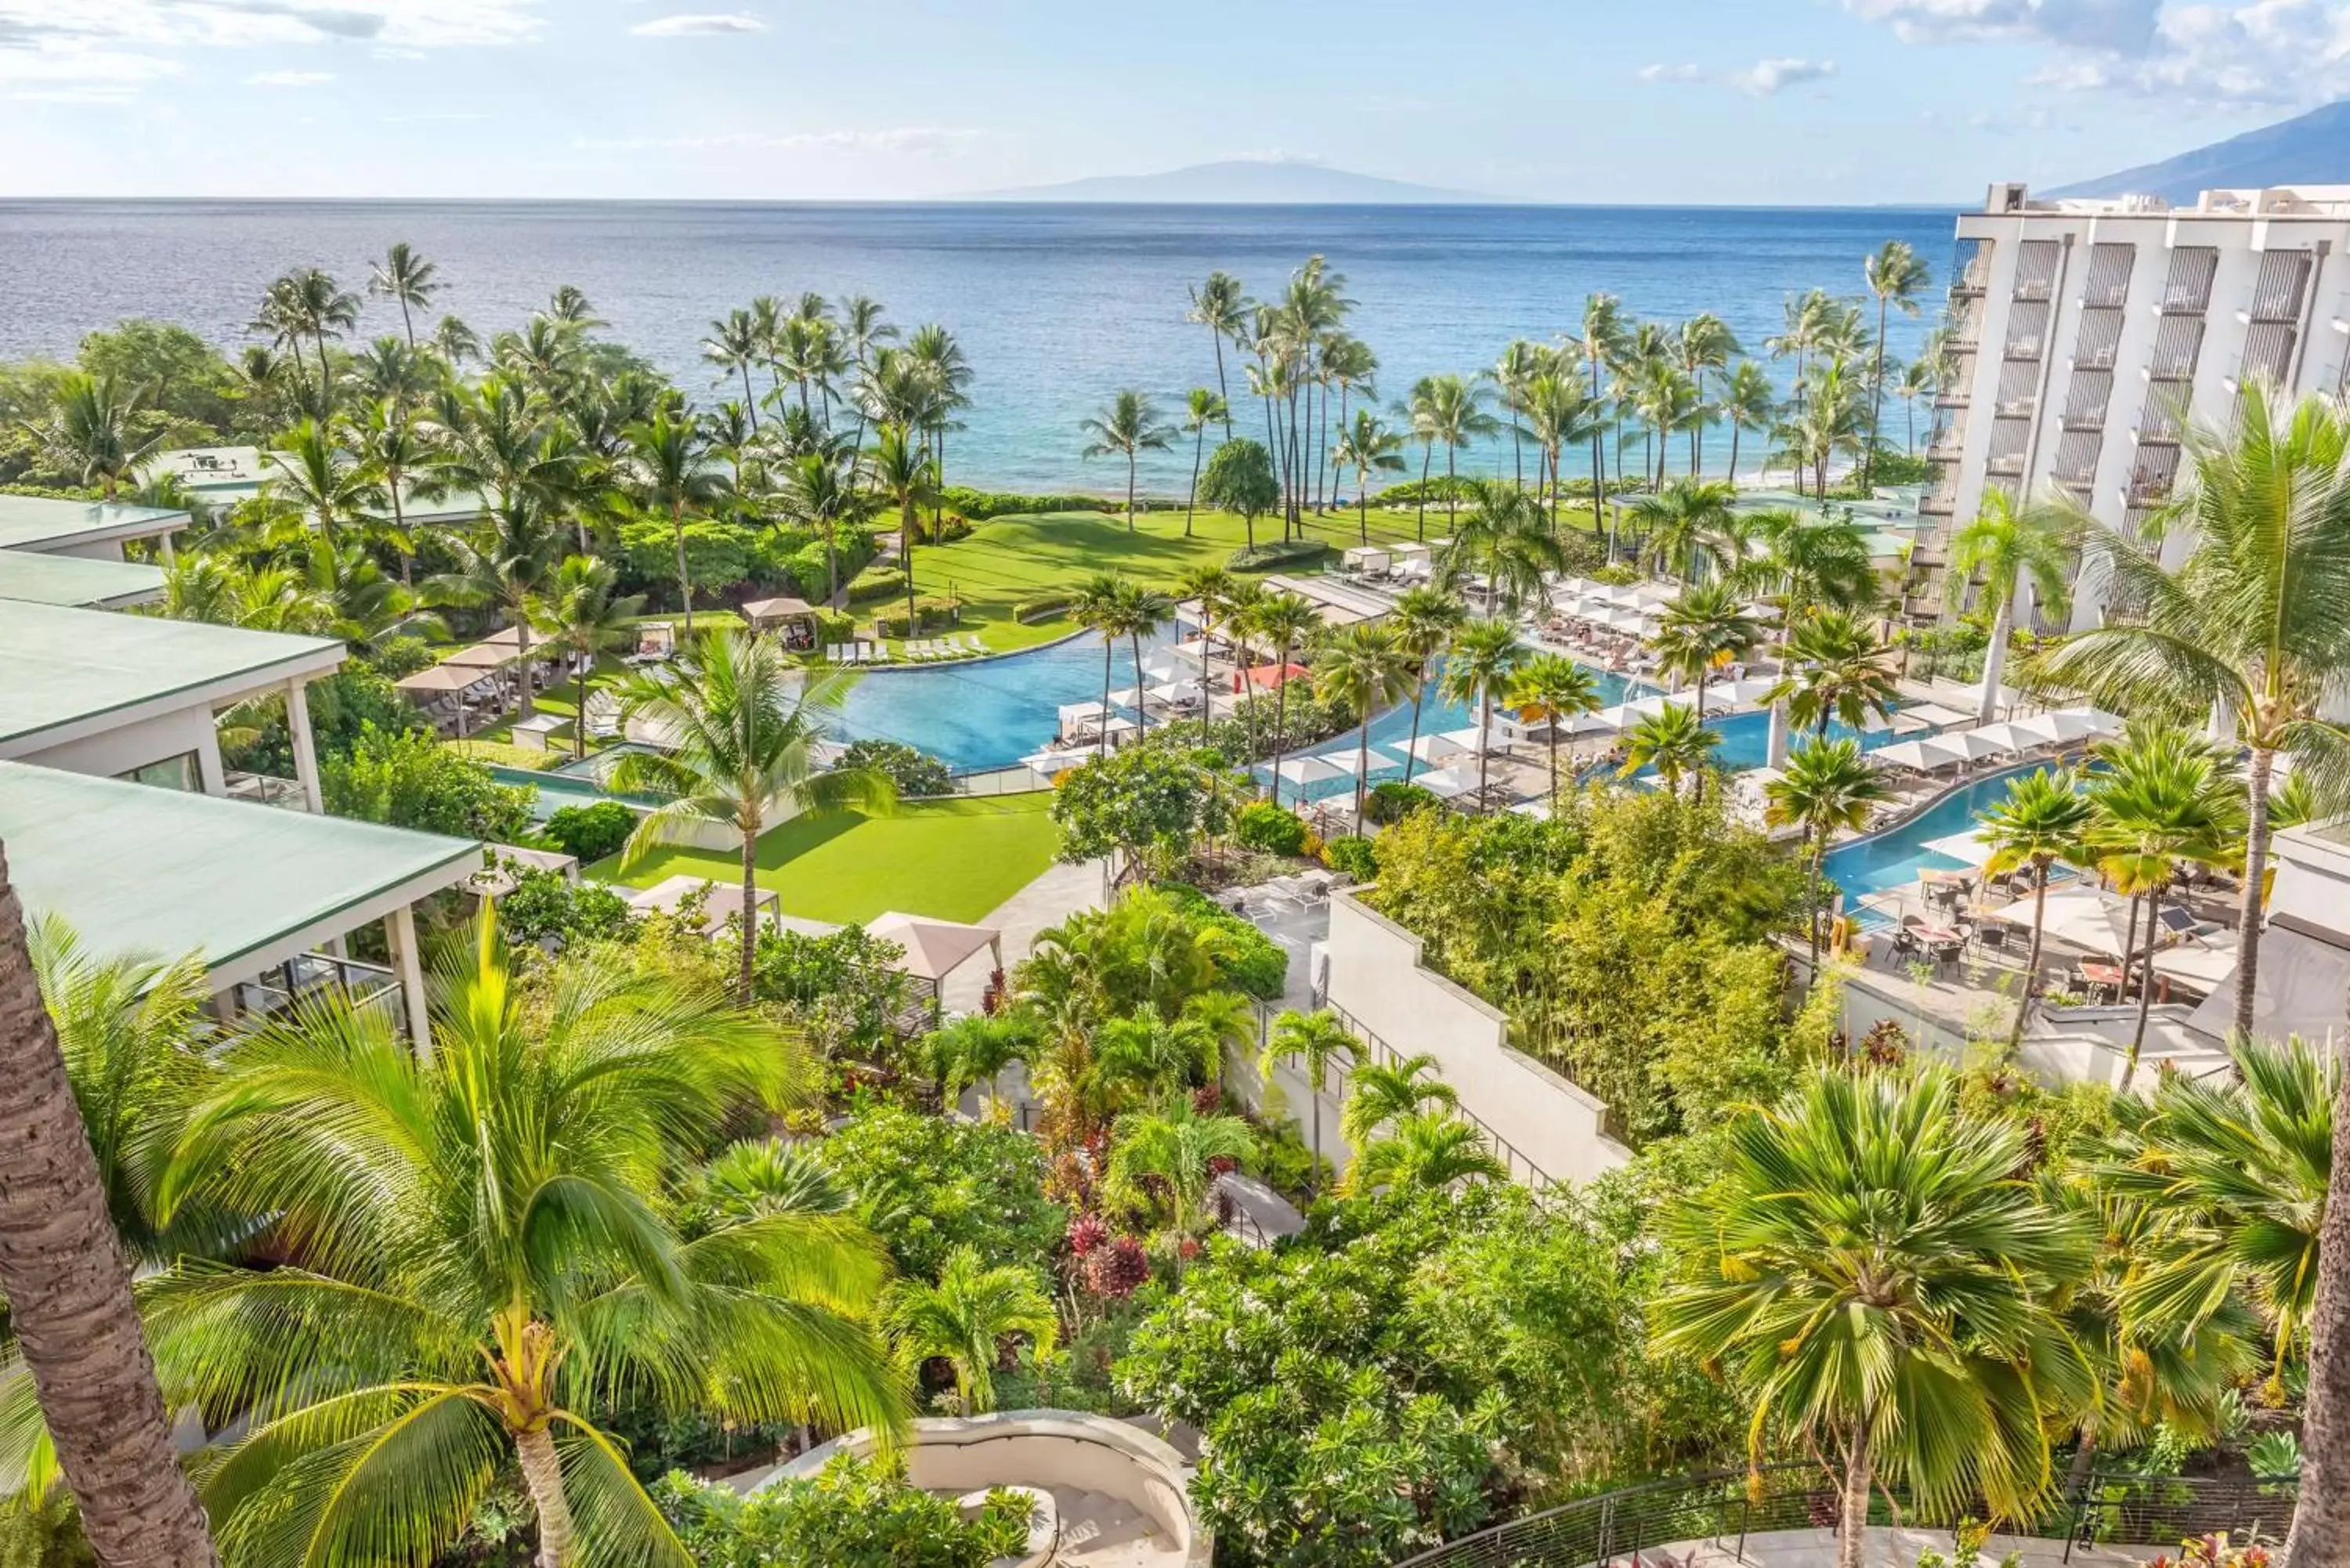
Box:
[970,158,1494,204]
[2049,99,2350,203]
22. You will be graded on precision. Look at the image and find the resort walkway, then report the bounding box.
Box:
[939,854,1112,1014]
[1633,1525,2136,1568]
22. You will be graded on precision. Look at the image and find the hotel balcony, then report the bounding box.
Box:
[1934,385,1972,409]
[1994,396,2037,418]
[2082,284,2131,310]
[2144,358,2197,382]
[232,951,408,1031]
[2124,476,2175,507]
[1985,453,2027,477]
[2073,346,2120,370]
[2157,288,2213,316]
[1918,493,1956,517]
[2012,277,2056,302]
[2003,338,2044,362]
[2060,405,2110,432]
[222,770,313,811]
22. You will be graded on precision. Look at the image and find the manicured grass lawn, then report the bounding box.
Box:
[883,504,1448,654]
[587,792,1061,925]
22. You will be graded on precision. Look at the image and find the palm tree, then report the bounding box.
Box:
[21,373,165,502]
[701,308,766,428]
[0,852,221,1566]
[1770,608,1902,740]
[136,918,901,1568]
[622,409,731,638]
[1896,359,1938,454]
[1650,582,1762,739]
[261,417,384,547]
[1622,704,1719,799]
[1315,623,1417,824]
[1117,580,1173,740]
[1736,510,1878,766]
[1862,240,1932,486]
[1767,736,1893,970]
[354,397,439,583]
[367,241,439,349]
[864,423,941,634]
[1437,619,1524,808]
[1258,1008,1358,1194]
[1509,652,1600,804]
[1345,1113,1506,1194]
[1569,292,1627,533]
[1654,1068,2095,1568]
[1338,1053,1458,1148]
[1719,360,1777,484]
[1332,407,1407,541]
[1953,490,2075,724]
[1484,339,1545,487]
[1519,373,1603,528]
[884,1246,1058,1415]
[1978,768,2094,1050]
[1248,592,1325,806]
[612,633,896,1003]
[1415,374,1496,536]
[251,266,361,414]
[2087,729,2238,1086]
[1070,573,1135,761]
[1390,586,1466,787]
[1174,565,1236,727]
[1080,389,1175,533]
[1677,313,1741,474]
[428,493,565,717]
[1631,479,1739,583]
[530,555,645,759]
[1185,271,1250,430]
[1181,388,1228,537]
[776,450,879,611]
[1441,480,1566,616]
[2026,387,2350,1043]
[1105,1101,1256,1262]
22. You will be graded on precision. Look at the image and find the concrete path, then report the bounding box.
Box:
[1641,1525,2138,1568]
[1216,1170,1307,1245]
[939,854,1112,1015]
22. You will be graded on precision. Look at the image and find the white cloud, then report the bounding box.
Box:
[577,127,986,156]
[627,13,764,34]
[1733,56,1839,93]
[0,2,543,52]
[0,38,181,101]
[1637,61,1705,82]
[244,67,333,84]
[1843,0,2350,107]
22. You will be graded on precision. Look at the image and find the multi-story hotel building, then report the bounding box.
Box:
[1920,182,2350,630]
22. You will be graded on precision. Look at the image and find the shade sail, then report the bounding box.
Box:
[396,663,497,695]
[865,911,1002,984]
[741,594,816,621]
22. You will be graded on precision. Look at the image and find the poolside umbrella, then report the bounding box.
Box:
[1414,763,1482,799]
[1274,753,1350,788]
[1144,682,1195,706]
[1437,724,1513,753]
[1712,677,1780,710]
[1963,721,2037,760]
[1872,737,1971,772]
[1564,708,1625,736]
[1166,639,1213,667]
[1105,687,1144,709]
[1933,728,2012,764]
[2054,706,2125,737]
[2006,710,2095,747]
[1920,828,2001,867]
[1894,701,1976,732]
[2030,887,2143,960]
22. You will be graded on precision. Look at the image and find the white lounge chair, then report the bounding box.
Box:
[960,634,985,656]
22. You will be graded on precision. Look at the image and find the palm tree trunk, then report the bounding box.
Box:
[902,498,919,640]
[1978,590,2016,725]
[574,670,594,761]
[1867,297,1889,489]
[1270,650,1293,807]
[1729,425,1742,486]
[399,294,415,349]
[2123,880,2164,1089]
[2008,861,2052,1053]
[1100,640,1114,760]
[2233,745,2275,1039]
[515,616,536,721]
[671,505,696,639]
[1130,631,1148,739]
[738,826,761,1006]
[1807,828,1829,971]
[1356,721,1373,828]
[1213,337,1231,433]
[0,847,221,1568]
[2281,1031,2350,1566]
[1690,670,1711,805]
[515,1424,580,1568]
[1404,670,1429,786]
[1198,612,1217,737]
[1476,694,1492,811]
[1188,425,1204,537]
[740,364,760,430]
[1546,730,1560,806]
[1416,445,1431,542]
[1125,451,1137,534]
[1446,446,1459,533]
[1835,1422,1874,1568]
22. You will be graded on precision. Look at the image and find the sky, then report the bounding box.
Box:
[5,1,2350,203]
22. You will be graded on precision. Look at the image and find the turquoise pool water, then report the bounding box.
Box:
[1820,763,2041,902]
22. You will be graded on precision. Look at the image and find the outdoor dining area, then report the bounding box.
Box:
[1338,539,1447,587]
[1538,576,1770,676]
[394,627,585,739]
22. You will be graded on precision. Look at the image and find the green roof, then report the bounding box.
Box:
[0,549,166,608]
[0,496,187,552]
[0,761,479,974]
[0,602,344,749]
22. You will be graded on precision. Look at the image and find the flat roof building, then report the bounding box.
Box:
[0,550,166,609]
[0,495,187,561]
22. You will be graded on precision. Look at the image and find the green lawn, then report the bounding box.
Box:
[587,793,1061,925]
[885,504,1448,655]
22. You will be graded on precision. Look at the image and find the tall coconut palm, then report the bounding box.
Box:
[1338,1053,1458,1149]
[251,266,361,414]
[1185,271,1250,431]
[1332,407,1408,541]
[1116,580,1173,740]
[2025,388,2350,1043]
[1953,489,2075,724]
[1392,587,1468,787]
[428,493,566,718]
[1654,1068,2096,1568]
[0,851,222,1568]
[1622,703,1719,799]
[1072,573,1133,761]
[1862,240,1932,486]
[1978,768,2095,1050]
[367,241,439,349]
[1080,389,1177,533]
[612,634,895,1003]
[1246,592,1322,806]
[1219,580,1267,761]
[260,417,384,549]
[1181,388,1227,537]
[776,450,878,612]
[884,1246,1057,1415]
[1737,511,1878,766]
[2085,729,2238,1086]
[1770,608,1902,741]
[1174,565,1236,727]
[1896,358,1938,454]
[863,423,940,634]
[529,555,645,759]
[21,373,166,502]
[1345,1113,1506,1195]
[355,396,439,583]
[1484,340,1545,486]
[1519,373,1604,527]
[1413,373,1496,536]
[1315,622,1418,824]
[136,916,900,1568]
[1437,619,1526,809]
[1650,582,1763,739]
[1569,292,1628,533]
[1632,478,1740,582]
[1719,360,1777,484]
[1104,1101,1255,1263]
[1509,652,1600,805]
[700,308,766,429]
[621,409,730,638]
[1256,1008,1359,1194]
[1767,735,1893,969]
[1441,480,1567,616]
[1677,312,1741,474]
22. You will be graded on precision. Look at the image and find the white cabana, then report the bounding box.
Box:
[1601,607,1656,633]
[1343,544,1392,572]
[1896,701,1977,732]
[1934,728,2014,764]
[627,876,779,938]
[2006,710,2099,747]
[1273,753,1350,787]
[1920,829,2000,867]
[1145,681,1197,706]
[1165,638,1213,668]
[865,911,1004,1003]
[2030,887,2142,960]
[1873,736,1972,772]
[1021,749,1089,779]
[1105,687,1144,709]
[2055,705,2127,737]
[1414,763,1484,799]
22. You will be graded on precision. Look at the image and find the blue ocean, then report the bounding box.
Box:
[0,200,1957,493]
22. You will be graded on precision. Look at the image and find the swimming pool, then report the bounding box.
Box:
[1820,762,2043,901]
[827,630,1180,772]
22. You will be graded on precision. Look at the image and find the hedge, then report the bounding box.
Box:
[940,487,1176,520]
[872,598,957,637]
[1014,594,1076,623]
[1162,884,1289,1000]
[1227,538,1329,572]
[846,569,909,605]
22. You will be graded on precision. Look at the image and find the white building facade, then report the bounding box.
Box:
[1923,182,2350,628]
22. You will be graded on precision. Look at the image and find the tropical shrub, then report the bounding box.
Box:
[540,799,638,862]
[653,1457,1033,1568]
[616,515,754,598]
[837,739,953,798]
[817,1104,1066,1279]
[222,663,425,776]
[1159,883,1289,1001]
[1228,539,1329,571]
[1365,780,1441,825]
[320,723,537,841]
[1235,801,1310,856]
[1050,741,1231,880]
[1321,834,1379,883]
[493,865,638,948]
[871,598,958,637]
[750,924,916,1053]
[848,568,908,605]
[1014,594,1076,623]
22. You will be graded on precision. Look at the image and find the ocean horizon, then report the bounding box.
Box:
[0,198,1959,493]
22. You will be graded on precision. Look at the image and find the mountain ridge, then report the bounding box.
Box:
[2048,100,2350,203]
[967,159,1494,204]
